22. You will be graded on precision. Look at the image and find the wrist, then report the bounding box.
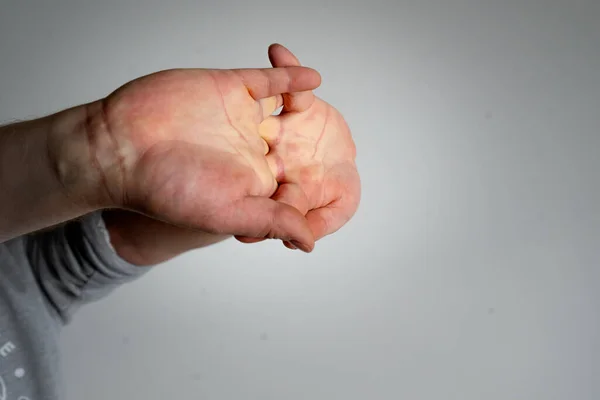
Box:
[102,209,232,266]
[101,210,152,266]
[47,100,126,210]
[102,210,179,266]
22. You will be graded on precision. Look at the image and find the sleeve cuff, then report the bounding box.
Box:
[81,211,150,279]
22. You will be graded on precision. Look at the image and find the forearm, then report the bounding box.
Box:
[0,103,106,242]
[102,209,231,266]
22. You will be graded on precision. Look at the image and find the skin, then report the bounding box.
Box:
[103,44,361,263]
[0,61,322,258]
[238,44,361,249]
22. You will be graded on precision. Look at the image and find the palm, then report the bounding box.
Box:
[237,44,361,248]
[261,97,360,240]
[104,69,275,231]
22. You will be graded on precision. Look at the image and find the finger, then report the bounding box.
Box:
[220,196,315,252]
[283,240,297,250]
[265,149,285,182]
[271,182,309,215]
[268,43,316,112]
[306,178,361,241]
[235,236,267,244]
[258,94,284,119]
[235,236,301,252]
[235,183,308,248]
[268,43,302,66]
[271,182,310,251]
[305,203,338,241]
[306,197,359,241]
[258,115,282,148]
[237,66,321,100]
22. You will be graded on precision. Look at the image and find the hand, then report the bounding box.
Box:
[56,65,322,253]
[237,44,361,249]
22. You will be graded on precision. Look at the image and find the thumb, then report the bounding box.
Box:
[270,182,309,215]
[268,43,316,112]
[234,183,309,248]
[269,182,310,251]
[222,196,315,252]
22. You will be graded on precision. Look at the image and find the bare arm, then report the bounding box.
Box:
[0,103,104,242]
[1,64,321,256]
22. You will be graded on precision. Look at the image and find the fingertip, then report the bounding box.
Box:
[306,208,330,241]
[289,67,321,96]
[276,202,315,247]
[266,46,319,112]
[258,95,283,119]
[245,66,320,99]
[268,43,284,54]
[271,182,310,216]
[304,67,322,88]
[235,236,266,244]
[290,240,313,253]
[268,43,294,63]
[314,68,322,85]
[283,240,297,250]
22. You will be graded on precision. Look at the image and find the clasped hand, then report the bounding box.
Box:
[68,44,360,263]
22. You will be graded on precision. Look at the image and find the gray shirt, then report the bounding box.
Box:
[0,212,147,400]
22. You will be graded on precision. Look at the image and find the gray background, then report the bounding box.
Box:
[1,0,600,399]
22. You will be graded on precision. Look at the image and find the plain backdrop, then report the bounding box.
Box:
[1,0,600,399]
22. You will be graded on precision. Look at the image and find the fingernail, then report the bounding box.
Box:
[290,240,310,253]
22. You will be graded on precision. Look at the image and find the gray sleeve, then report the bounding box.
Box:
[23,211,150,324]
